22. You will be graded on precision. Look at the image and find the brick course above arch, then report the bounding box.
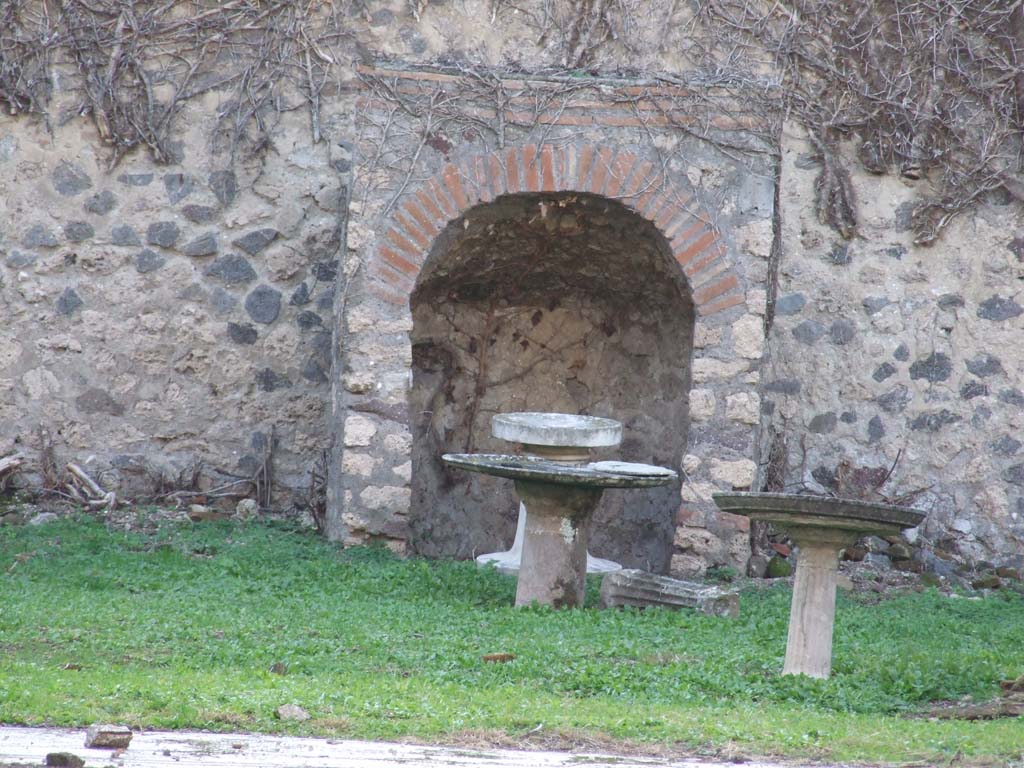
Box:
[366,143,744,317]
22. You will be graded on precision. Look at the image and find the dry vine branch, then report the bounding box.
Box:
[0,455,26,493]
[0,0,353,166]
[694,0,1024,243]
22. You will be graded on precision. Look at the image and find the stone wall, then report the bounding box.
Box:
[0,100,351,510]
[331,67,777,575]
[3,0,1023,575]
[765,127,1024,571]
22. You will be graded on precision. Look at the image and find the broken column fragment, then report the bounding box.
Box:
[599,569,740,618]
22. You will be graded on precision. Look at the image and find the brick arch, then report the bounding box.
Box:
[367,143,744,316]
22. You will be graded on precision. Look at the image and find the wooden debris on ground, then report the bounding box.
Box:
[925,674,1024,720]
[482,653,516,663]
[0,453,25,491]
[64,462,117,510]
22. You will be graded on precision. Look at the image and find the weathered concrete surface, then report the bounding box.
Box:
[0,726,794,768]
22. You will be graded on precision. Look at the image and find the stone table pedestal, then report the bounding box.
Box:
[713,492,925,679]
[444,453,676,608]
[475,413,625,575]
[781,527,859,678]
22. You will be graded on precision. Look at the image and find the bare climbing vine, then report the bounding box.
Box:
[692,0,1024,244]
[0,0,352,167]
[3,0,1016,237]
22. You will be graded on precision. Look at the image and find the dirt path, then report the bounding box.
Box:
[0,726,808,768]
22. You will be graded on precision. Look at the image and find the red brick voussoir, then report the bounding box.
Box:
[366,144,744,317]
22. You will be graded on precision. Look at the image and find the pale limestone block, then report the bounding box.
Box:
[21,368,60,399]
[973,487,1009,520]
[343,371,375,395]
[737,218,774,259]
[964,455,992,483]
[264,248,305,282]
[689,389,716,421]
[732,315,765,359]
[63,421,95,449]
[343,531,368,547]
[0,336,23,369]
[275,200,306,237]
[341,510,367,529]
[342,452,376,478]
[681,480,717,504]
[709,458,757,489]
[670,553,707,578]
[779,399,799,420]
[746,288,768,315]
[681,454,701,474]
[344,415,377,447]
[346,220,375,251]
[384,432,413,454]
[392,461,412,482]
[353,340,412,366]
[692,357,748,383]
[262,324,302,360]
[359,485,411,512]
[383,539,408,556]
[693,325,722,349]
[726,392,761,425]
[673,525,721,556]
[35,335,82,354]
[871,306,905,334]
[726,530,753,567]
[85,724,132,748]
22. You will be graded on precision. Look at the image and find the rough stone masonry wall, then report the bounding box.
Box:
[331,67,778,575]
[0,99,352,508]
[764,128,1024,571]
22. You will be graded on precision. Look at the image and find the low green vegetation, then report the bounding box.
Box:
[1,516,1023,765]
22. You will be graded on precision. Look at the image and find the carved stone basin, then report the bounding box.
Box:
[713,492,925,678]
[444,453,677,607]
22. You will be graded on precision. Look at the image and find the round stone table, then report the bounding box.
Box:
[446,453,676,607]
[476,412,625,575]
[713,492,925,678]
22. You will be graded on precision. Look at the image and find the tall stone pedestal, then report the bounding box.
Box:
[782,529,858,678]
[514,481,603,607]
[712,492,925,679]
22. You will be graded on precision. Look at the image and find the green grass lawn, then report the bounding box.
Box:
[1,515,1023,766]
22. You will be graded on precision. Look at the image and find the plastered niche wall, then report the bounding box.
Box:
[408,191,692,570]
[330,67,778,575]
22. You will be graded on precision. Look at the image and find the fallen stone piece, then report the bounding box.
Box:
[275,704,310,721]
[85,723,132,748]
[926,693,1024,720]
[599,569,740,618]
[187,504,231,522]
[1000,673,1024,693]
[45,752,84,767]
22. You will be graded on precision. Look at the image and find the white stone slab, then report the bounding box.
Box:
[588,461,675,477]
[491,413,622,448]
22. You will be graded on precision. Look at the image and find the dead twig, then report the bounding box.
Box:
[0,454,25,492]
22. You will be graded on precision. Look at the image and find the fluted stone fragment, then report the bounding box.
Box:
[599,569,739,618]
